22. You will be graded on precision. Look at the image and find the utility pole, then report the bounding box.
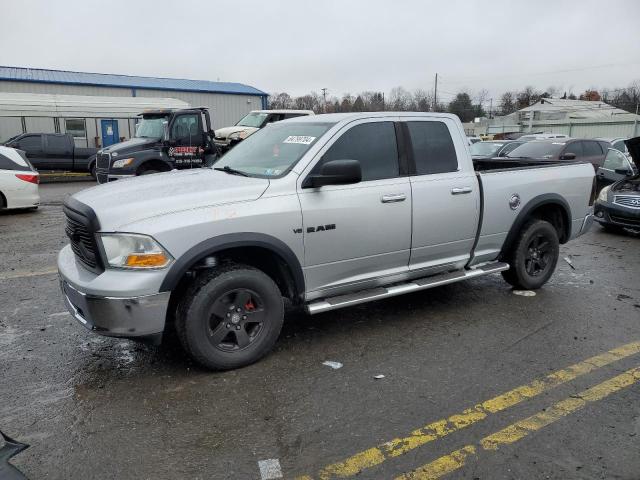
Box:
[321,88,328,113]
[382,92,385,111]
[489,98,493,119]
[433,73,438,112]
[634,100,639,136]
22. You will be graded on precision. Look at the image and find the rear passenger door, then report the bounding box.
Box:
[404,119,480,272]
[43,134,74,170]
[298,119,412,296]
[14,135,45,168]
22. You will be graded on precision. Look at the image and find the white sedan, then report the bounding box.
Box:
[0,145,39,210]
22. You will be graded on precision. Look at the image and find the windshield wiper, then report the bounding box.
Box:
[214,165,249,177]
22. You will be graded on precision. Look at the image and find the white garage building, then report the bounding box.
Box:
[0,66,268,147]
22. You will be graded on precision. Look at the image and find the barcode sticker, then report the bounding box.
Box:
[283,136,316,145]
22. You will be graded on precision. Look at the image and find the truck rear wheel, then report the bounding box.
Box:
[501,219,559,290]
[175,264,284,370]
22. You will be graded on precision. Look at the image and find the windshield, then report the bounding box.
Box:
[470,142,503,157]
[215,122,334,177]
[135,116,169,138]
[506,142,565,159]
[237,112,269,128]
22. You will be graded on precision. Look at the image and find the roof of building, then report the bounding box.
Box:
[0,66,267,97]
[0,92,190,117]
[520,98,630,119]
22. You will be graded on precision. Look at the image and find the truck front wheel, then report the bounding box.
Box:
[501,219,560,290]
[175,265,284,370]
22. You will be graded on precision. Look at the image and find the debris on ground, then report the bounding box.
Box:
[563,256,576,270]
[322,361,343,370]
[373,374,385,379]
[512,290,536,297]
[258,458,283,480]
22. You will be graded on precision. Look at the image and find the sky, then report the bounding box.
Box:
[1,0,639,105]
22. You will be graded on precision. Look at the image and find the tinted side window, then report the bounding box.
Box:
[584,141,602,156]
[500,142,521,156]
[322,122,399,181]
[407,121,458,174]
[17,135,42,151]
[0,152,30,171]
[612,140,627,153]
[563,142,583,157]
[171,114,199,141]
[46,134,70,152]
[0,153,18,170]
[284,113,304,120]
[602,150,626,170]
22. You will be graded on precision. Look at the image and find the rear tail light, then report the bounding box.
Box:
[589,175,597,206]
[15,173,39,184]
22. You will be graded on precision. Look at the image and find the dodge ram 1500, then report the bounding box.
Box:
[58,112,596,370]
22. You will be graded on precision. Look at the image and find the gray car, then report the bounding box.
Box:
[58,112,596,370]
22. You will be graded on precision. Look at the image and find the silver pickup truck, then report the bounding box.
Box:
[58,112,596,370]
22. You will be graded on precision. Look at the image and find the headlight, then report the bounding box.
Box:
[99,233,173,269]
[112,158,134,168]
[229,130,249,140]
[597,185,611,202]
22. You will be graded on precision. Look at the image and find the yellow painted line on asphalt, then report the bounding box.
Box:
[296,341,640,480]
[0,268,58,280]
[395,365,640,480]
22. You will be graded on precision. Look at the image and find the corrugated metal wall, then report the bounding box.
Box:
[0,80,264,129]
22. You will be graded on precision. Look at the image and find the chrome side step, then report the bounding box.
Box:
[305,261,510,315]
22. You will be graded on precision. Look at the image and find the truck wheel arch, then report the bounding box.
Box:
[500,194,571,258]
[160,233,306,302]
[137,159,172,175]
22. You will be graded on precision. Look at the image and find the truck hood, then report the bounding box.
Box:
[71,168,269,230]
[214,126,259,139]
[101,137,158,155]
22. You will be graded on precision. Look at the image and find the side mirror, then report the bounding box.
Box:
[560,152,577,160]
[302,159,362,188]
[614,167,632,176]
[162,122,170,143]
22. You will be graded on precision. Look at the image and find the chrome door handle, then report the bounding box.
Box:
[381,193,407,203]
[451,187,473,195]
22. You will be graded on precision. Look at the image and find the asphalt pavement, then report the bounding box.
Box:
[1,182,639,480]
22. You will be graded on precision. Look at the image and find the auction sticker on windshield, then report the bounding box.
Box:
[283,136,316,145]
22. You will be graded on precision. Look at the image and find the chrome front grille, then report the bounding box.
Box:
[614,195,640,209]
[96,152,111,170]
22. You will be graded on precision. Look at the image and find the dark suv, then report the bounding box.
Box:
[505,138,610,169]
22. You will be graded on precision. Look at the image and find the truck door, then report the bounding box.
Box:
[13,135,45,168]
[297,119,412,296]
[597,149,633,190]
[404,119,479,273]
[43,134,74,170]
[168,112,205,169]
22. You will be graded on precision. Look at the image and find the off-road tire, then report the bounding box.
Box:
[175,264,284,370]
[501,219,560,290]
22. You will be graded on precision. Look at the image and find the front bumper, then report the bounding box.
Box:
[61,280,170,337]
[58,244,171,338]
[95,168,134,184]
[594,200,640,229]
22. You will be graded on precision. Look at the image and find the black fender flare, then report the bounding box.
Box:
[500,193,572,257]
[159,232,305,296]
[135,157,173,173]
